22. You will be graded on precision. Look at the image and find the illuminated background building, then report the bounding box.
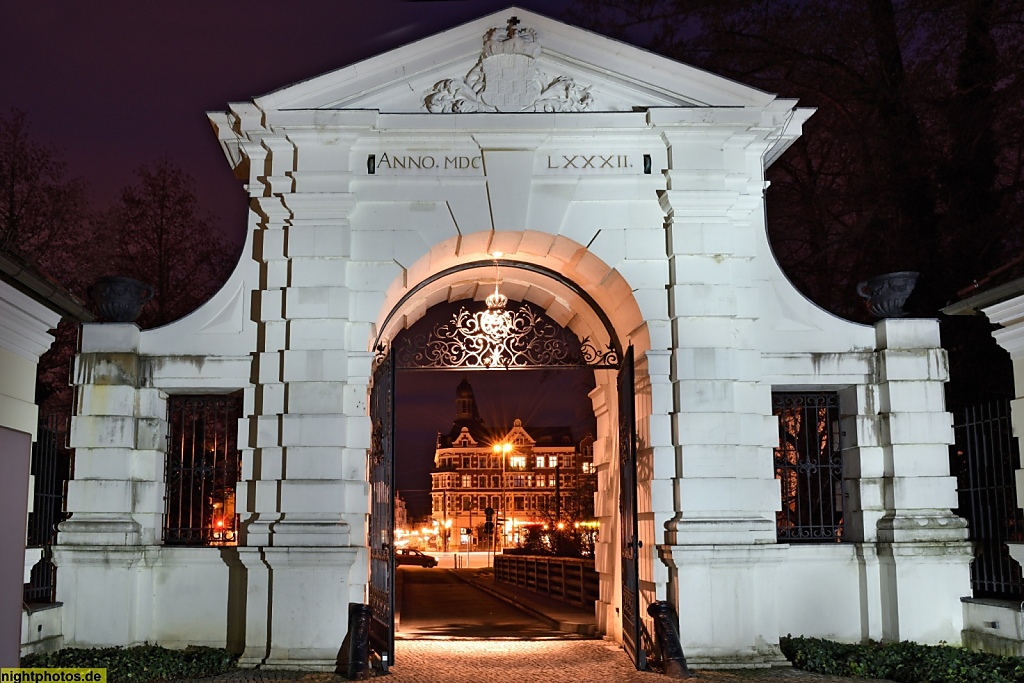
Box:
[429,379,595,550]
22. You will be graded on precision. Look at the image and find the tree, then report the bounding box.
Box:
[0,115,237,411]
[0,109,90,287]
[0,110,95,414]
[567,0,1024,321]
[568,0,1024,404]
[96,161,235,328]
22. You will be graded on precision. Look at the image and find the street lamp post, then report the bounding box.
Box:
[493,442,512,551]
[442,490,449,552]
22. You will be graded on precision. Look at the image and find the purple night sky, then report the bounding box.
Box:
[2,1,596,519]
[0,1,573,245]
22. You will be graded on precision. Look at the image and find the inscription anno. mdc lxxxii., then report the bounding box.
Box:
[368,152,637,174]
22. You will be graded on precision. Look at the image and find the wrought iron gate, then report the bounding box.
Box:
[24,412,72,603]
[618,346,645,670]
[952,399,1024,599]
[369,279,627,667]
[368,352,396,670]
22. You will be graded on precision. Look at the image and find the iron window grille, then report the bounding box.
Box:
[164,394,242,545]
[773,392,844,543]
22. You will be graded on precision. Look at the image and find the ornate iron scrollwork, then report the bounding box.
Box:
[369,419,385,467]
[383,300,619,370]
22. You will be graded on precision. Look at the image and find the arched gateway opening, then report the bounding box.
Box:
[366,246,654,672]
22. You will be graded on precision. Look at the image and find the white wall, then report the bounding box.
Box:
[0,280,64,663]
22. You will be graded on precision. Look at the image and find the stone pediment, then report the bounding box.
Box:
[252,7,777,114]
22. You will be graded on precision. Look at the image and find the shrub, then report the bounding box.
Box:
[781,636,1024,683]
[21,645,238,683]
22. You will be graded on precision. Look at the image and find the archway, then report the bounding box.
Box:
[365,236,655,672]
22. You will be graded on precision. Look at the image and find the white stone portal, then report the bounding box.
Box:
[57,6,971,671]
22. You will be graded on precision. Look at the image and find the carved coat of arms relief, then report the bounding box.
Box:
[424,17,594,113]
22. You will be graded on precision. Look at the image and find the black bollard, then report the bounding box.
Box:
[345,602,372,680]
[647,601,691,678]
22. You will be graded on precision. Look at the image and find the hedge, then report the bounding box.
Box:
[781,636,1024,683]
[21,645,238,683]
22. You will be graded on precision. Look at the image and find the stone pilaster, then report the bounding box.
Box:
[839,383,886,544]
[873,320,967,541]
[61,323,167,545]
[872,318,971,642]
[655,120,787,667]
[234,127,372,668]
[657,124,780,546]
[239,131,365,547]
[56,323,167,647]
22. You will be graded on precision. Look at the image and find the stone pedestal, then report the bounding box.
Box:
[662,544,788,668]
[237,547,361,670]
[52,547,147,647]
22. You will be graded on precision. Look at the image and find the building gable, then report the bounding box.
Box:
[249,7,778,115]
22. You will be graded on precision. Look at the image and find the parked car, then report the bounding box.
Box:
[396,548,438,567]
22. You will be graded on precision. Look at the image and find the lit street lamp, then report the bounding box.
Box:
[493,442,513,550]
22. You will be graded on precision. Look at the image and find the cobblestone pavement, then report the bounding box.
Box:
[191,639,893,683]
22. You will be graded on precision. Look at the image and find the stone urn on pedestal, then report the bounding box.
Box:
[88,276,154,323]
[856,271,919,318]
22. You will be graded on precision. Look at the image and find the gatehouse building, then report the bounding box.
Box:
[38,7,974,671]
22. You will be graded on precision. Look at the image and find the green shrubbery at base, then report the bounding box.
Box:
[781,636,1024,683]
[21,645,238,683]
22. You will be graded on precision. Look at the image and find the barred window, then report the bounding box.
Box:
[773,392,844,543]
[165,394,242,545]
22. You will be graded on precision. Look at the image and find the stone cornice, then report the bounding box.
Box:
[991,324,1024,360]
[0,251,93,323]
[976,294,1024,359]
[0,280,63,361]
[982,294,1024,328]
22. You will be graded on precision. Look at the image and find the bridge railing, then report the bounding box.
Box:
[494,554,598,607]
